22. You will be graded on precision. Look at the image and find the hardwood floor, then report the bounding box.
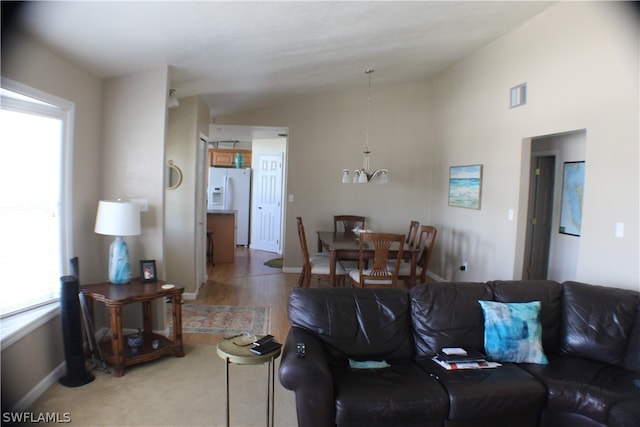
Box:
[182,248,300,346]
[181,247,420,346]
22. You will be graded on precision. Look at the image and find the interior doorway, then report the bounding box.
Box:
[207,125,288,260]
[252,152,284,253]
[520,130,586,282]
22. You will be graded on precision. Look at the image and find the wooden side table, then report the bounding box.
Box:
[216,335,281,427]
[80,279,185,377]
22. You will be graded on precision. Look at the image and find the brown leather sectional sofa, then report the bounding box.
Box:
[279,281,640,427]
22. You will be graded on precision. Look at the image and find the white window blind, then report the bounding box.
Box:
[0,81,73,317]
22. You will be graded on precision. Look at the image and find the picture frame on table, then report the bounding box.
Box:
[140,260,157,283]
[448,164,483,210]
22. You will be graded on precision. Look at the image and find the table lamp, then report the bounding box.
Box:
[94,200,141,284]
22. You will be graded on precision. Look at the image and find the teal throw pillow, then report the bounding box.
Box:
[478,300,548,364]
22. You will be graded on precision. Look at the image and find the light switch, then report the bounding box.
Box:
[288,194,294,202]
[615,222,624,238]
[508,209,514,221]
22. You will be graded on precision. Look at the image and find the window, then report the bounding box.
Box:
[0,78,73,317]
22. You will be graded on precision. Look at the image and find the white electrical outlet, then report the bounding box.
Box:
[615,222,624,238]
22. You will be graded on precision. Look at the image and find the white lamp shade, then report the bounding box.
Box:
[94,200,141,236]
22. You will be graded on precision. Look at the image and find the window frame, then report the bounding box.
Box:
[0,77,75,320]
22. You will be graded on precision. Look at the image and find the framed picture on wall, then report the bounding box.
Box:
[140,260,157,283]
[559,161,585,236]
[448,165,483,210]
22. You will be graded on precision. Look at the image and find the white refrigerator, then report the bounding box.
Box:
[207,167,251,246]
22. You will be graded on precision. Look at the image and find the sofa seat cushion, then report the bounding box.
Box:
[333,361,449,426]
[419,359,546,422]
[609,399,640,427]
[523,356,640,424]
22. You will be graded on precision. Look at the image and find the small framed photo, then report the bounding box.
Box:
[140,260,157,283]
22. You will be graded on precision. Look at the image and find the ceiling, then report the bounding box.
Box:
[8,1,552,140]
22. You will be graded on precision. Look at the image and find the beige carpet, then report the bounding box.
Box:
[27,344,297,426]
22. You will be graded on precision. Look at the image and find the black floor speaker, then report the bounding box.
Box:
[58,275,94,387]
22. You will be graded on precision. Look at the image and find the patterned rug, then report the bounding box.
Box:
[168,304,271,336]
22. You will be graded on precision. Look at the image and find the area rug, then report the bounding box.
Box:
[168,304,271,336]
[264,257,283,268]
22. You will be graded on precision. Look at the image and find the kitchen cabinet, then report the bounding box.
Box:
[209,149,252,168]
[207,211,236,263]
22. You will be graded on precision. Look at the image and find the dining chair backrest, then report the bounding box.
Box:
[406,220,420,248]
[296,217,311,269]
[355,232,404,288]
[334,215,365,232]
[415,225,437,283]
[297,216,345,287]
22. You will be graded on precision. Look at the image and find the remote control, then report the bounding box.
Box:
[250,340,282,355]
[253,334,274,346]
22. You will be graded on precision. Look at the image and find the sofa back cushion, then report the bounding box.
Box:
[623,305,640,373]
[410,282,492,357]
[561,281,640,367]
[489,280,563,356]
[288,287,414,361]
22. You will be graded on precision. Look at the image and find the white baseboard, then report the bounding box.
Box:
[427,271,446,282]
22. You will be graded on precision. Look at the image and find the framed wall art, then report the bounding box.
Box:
[140,259,157,282]
[559,161,585,236]
[448,165,483,210]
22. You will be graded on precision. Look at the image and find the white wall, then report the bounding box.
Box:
[430,2,639,289]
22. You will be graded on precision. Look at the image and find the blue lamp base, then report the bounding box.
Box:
[109,236,131,284]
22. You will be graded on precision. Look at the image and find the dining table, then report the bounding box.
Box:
[316,231,417,287]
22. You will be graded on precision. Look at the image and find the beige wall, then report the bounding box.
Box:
[217,79,433,268]
[101,68,169,279]
[430,2,638,289]
[165,95,210,294]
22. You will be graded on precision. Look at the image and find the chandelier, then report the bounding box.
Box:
[342,69,389,184]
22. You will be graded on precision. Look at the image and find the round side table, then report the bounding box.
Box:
[216,335,281,427]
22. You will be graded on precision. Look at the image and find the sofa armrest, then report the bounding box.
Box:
[279,327,335,427]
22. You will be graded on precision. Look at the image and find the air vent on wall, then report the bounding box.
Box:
[510,83,527,108]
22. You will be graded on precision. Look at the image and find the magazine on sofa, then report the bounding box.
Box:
[432,355,501,370]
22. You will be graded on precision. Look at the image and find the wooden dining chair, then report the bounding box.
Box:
[333,215,365,232]
[349,232,404,288]
[395,225,437,288]
[297,217,345,287]
[405,220,420,251]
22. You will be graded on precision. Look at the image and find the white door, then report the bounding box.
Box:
[253,154,283,253]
